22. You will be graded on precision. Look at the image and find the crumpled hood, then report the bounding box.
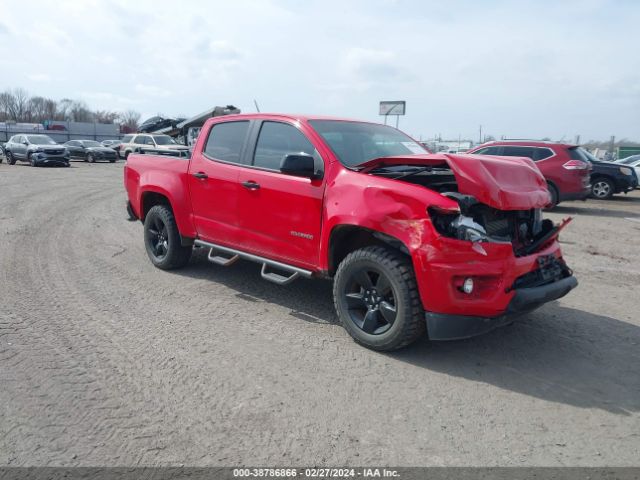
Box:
[359,153,550,210]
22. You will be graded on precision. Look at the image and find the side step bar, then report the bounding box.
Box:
[194,239,313,285]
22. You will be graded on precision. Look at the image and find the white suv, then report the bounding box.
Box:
[120,134,189,159]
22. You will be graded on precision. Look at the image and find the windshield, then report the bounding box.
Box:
[82,141,102,147]
[308,120,427,167]
[569,146,600,163]
[27,135,56,145]
[153,135,177,145]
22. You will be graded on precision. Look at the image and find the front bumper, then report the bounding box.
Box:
[33,153,70,165]
[426,275,577,340]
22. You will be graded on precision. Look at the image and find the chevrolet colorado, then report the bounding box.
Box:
[124,114,578,351]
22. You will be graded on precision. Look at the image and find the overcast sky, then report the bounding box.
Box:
[1,0,638,141]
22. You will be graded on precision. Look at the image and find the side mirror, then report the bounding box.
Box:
[280,153,322,179]
[22,141,28,145]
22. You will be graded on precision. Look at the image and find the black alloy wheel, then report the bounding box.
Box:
[343,267,398,335]
[146,215,169,261]
[143,205,192,269]
[333,246,425,351]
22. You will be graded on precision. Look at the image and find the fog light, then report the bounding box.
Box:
[462,278,474,294]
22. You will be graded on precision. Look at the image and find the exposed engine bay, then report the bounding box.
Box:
[369,165,565,256]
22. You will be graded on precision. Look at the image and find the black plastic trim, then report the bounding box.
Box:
[425,275,578,340]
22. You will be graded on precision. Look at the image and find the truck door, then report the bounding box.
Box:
[187,120,251,245]
[236,120,325,270]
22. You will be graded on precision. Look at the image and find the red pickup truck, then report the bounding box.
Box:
[124,114,577,351]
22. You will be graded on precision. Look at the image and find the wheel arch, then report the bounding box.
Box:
[327,225,411,276]
[140,189,195,246]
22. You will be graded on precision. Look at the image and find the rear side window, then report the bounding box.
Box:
[203,121,250,164]
[253,122,315,170]
[534,148,554,160]
[501,146,535,158]
[133,136,147,145]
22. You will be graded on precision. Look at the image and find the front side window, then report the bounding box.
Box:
[309,120,427,168]
[203,121,250,164]
[253,122,315,170]
[122,135,133,143]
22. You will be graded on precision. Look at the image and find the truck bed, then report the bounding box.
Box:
[124,153,196,237]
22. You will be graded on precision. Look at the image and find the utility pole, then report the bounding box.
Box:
[609,135,615,154]
[575,134,580,145]
[479,125,482,144]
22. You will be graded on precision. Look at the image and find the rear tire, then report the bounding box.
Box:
[143,205,192,270]
[333,246,425,351]
[591,177,614,199]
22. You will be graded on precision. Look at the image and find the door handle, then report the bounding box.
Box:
[242,181,260,190]
[192,172,208,179]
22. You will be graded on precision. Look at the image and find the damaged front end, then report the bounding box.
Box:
[428,192,571,258]
[359,153,578,340]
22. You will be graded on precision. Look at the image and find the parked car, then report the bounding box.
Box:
[64,140,118,162]
[124,114,577,351]
[4,134,70,167]
[575,149,638,199]
[467,141,592,207]
[101,139,122,150]
[615,155,640,187]
[119,134,189,159]
[138,116,184,133]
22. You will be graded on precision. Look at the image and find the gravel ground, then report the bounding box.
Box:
[1,160,639,467]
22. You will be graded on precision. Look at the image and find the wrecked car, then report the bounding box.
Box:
[124,114,577,351]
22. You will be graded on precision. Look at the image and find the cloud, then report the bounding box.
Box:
[134,84,172,98]
[0,0,638,140]
[26,73,51,82]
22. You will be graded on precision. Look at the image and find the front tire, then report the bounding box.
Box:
[333,246,425,351]
[144,205,192,270]
[7,151,16,165]
[87,153,95,163]
[591,177,614,199]
[29,154,37,167]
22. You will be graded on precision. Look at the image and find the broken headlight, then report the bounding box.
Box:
[451,215,490,242]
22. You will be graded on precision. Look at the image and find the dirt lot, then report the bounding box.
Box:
[1,159,639,467]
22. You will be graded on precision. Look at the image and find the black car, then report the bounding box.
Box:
[64,140,118,162]
[4,134,70,167]
[575,149,639,199]
[138,116,174,133]
[101,139,122,149]
[138,116,185,133]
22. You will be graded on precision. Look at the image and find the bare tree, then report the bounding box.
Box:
[93,110,119,124]
[119,110,141,131]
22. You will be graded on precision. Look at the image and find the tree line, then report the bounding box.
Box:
[0,88,141,131]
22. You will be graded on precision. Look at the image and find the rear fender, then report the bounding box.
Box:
[136,172,197,238]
